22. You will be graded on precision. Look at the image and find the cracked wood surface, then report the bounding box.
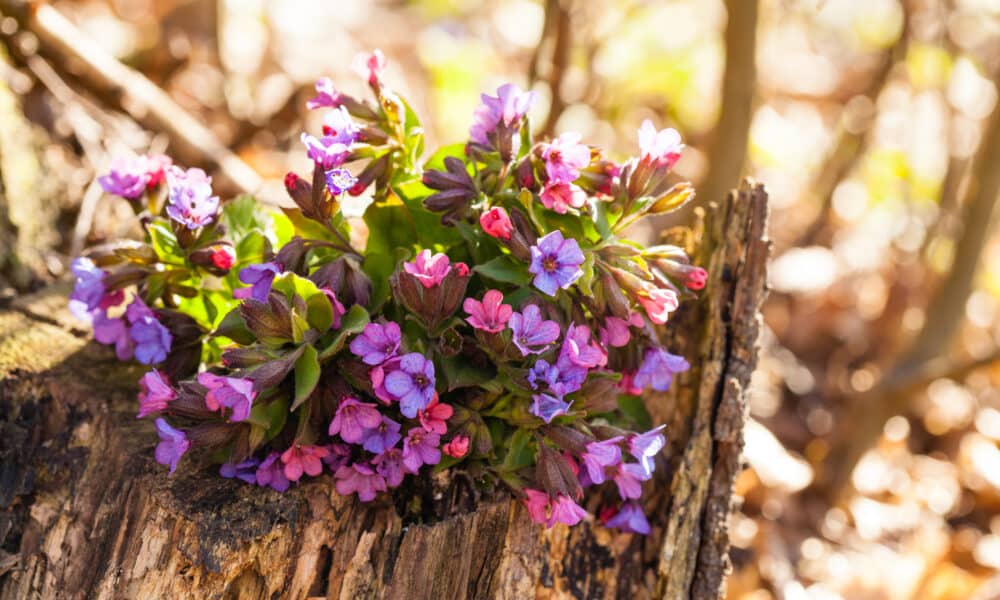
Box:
[0,181,768,599]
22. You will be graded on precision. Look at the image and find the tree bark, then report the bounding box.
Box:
[0,182,769,600]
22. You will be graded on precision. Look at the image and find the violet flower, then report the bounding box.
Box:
[469,83,536,145]
[580,437,624,485]
[542,132,590,183]
[301,133,351,170]
[605,502,651,535]
[233,262,282,302]
[153,418,189,475]
[328,397,382,444]
[530,393,572,424]
[349,322,401,365]
[628,425,666,477]
[93,311,133,360]
[68,257,107,318]
[528,231,585,296]
[362,416,402,455]
[508,304,561,355]
[166,166,219,229]
[401,427,441,472]
[281,444,330,481]
[550,494,589,527]
[137,370,176,418]
[322,106,360,144]
[384,353,436,418]
[633,347,689,392]
[256,452,290,492]
[99,156,151,199]
[557,324,607,370]
[463,289,513,333]
[306,77,341,110]
[373,448,406,487]
[220,458,260,484]
[325,168,358,195]
[527,359,586,399]
[127,300,172,365]
[334,462,387,501]
[197,372,256,423]
[613,462,651,500]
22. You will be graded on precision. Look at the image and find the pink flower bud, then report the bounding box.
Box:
[480,207,513,240]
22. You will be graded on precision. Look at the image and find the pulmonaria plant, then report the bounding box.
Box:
[71,49,707,535]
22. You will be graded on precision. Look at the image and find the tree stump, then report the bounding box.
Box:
[0,181,769,600]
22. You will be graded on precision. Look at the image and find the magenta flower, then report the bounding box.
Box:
[539,181,587,214]
[352,49,386,86]
[480,206,513,240]
[233,262,282,302]
[93,311,133,360]
[306,77,341,110]
[604,502,651,535]
[418,395,453,435]
[633,348,689,392]
[402,249,453,289]
[401,427,441,472]
[197,372,256,422]
[325,168,358,195]
[281,444,330,481]
[373,448,406,487]
[637,287,678,325]
[442,434,470,458]
[463,289,513,333]
[557,324,607,370]
[328,397,382,444]
[550,495,589,526]
[322,106,360,143]
[256,452,291,492]
[384,353,436,418]
[580,437,623,485]
[637,120,683,169]
[166,166,219,229]
[369,356,401,404]
[617,371,643,396]
[507,304,560,356]
[362,416,402,455]
[628,425,666,477]
[542,132,590,183]
[137,370,176,418]
[335,462,387,501]
[598,316,632,348]
[321,443,352,472]
[301,133,351,170]
[530,393,572,424]
[99,156,151,199]
[322,289,347,329]
[153,418,189,475]
[127,300,172,365]
[220,458,259,484]
[613,462,650,500]
[524,488,552,525]
[528,231,585,296]
[469,83,536,145]
[349,321,401,365]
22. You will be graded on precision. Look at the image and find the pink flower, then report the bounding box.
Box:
[281,444,330,482]
[617,371,643,396]
[307,77,341,110]
[637,287,678,325]
[637,120,683,169]
[197,373,256,422]
[137,370,175,418]
[480,207,513,240]
[598,316,632,348]
[550,495,588,526]
[463,289,513,333]
[353,49,386,86]
[403,249,454,288]
[442,434,470,458]
[542,132,590,183]
[539,181,587,214]
[418,395,453,435]
[685,267,707,290]
[329,397,382,444]
[523,488,551,525]
[613,463,650,500]
[335,462,387,501]
[523,489,589,527]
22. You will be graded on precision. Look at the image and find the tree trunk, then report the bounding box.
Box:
[0,182,769,600]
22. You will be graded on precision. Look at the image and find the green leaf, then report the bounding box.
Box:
[474,255,531,285]
[440,354,495,391]
[617,395,652,431]
[271,272,323,303]
[502,428,535,471]
[148,220,183,264]
[306,293,334,333]
[291,345,320,411]
[318,304,370,360]
[247,396,289,443]
[234,230,270,268]
[214,307,255,345]
[362,202,414,310]
[423,142,467,172]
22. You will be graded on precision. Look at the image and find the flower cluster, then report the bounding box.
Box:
[72,50,706,534]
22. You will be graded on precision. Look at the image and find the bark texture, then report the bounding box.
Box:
[0,182,769,600]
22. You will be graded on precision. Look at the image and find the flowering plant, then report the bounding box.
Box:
[70,50,705,533]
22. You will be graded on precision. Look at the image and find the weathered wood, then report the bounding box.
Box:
[0,181,768,600]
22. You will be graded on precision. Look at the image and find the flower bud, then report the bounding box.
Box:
[648,182,694,215]
[274,237,309,275]
[516,157,536,189]
[503,207,536,261]
[543,425,591,455]
[189,242,236,276]
[239,294,294,344]
[349,153,390,197]
[600,270,632,320]
[443,434,470,458]
[310,257,371,308]
[187,421,240,450]
[653,258,707,291]
[479,206,513,240]
[536,443,582,500]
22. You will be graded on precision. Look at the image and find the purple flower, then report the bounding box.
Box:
[93,311,133,360]
[605,501,651,535]
[557,324,607,370]
[197,372,256,422]
[373,448,406,487]
[508,304,560,356]
[550,494,589,527]
[530,393,572,424]
[598,316,632,348]
[633,347,689,392]
[137,370,176,418]
[99,156,151,199]
[281,444,330,481]
[613,462,650,500]
[307,77,341,110]
[527,359,586,399]
[580,437,623,485]
[528,231,585,296]
[334,462,387,502]
[325,168,358,195]
[328,397,382,444]
[349,321,402,365]
[463,289,513,333]
[220,458,259,484]
[301,133,351,170]
[256,452,290,492]
[233,262,282,302]
[384,353,436,418]
[469,83,536,145]
[166,166,219,229]
[153,418,189,475]
[401,427,441,472]
[628,425,666,477]
[127,301,172,365]
[68,257,107,318]
[542,132,590,183]
[322,106,360,144]
[362,416,402,455]
[637,120,683,169]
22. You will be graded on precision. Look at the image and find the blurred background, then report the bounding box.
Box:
[0,0,999,597]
